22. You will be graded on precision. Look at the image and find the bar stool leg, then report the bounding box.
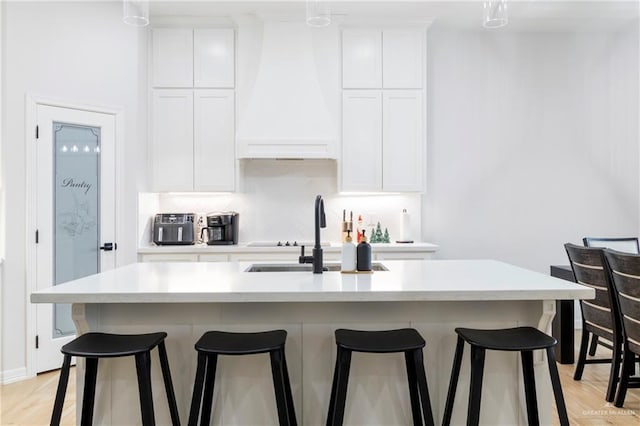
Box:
[157,341,181,426]
[442,336,465,426]
[412,349,435,426]
[81,357,99,426]
[326,347,352,426]
[546,348,569,426]
[270,349,295,426]
[281,351,297,425]
[467,345,485,426]
[188,352,208,426]
[520,350,539,426]
[135,351,156,426]
[51,354,72,426]
[200,354,218,426]
[404,351,422,426]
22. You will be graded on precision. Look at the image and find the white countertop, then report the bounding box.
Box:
[31,259,593,304]
[137,241,439,254]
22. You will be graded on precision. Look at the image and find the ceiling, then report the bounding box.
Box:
[149,1,640,32]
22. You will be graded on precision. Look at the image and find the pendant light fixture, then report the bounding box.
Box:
[306,0,331,27]
[123,0,149,27]
[483,0,508,29]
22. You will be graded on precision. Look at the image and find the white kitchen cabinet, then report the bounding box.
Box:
[342,30,382,89]
[152,89,235,192]
[342,29,424,89]
[198,254,229,262]
[152,90,194,191]
[342,90,424,192]
[138,248,434,263]
[382,90,424,191]
[341,91,382,191]
[139,253,199,262]
[153,28,235,88]
[194,29,235,88]
[194,89,235,191]
[382,30,424,89]
[374,251,432,261]
[152,28,193,88]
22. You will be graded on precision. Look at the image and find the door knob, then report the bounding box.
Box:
[99,242,116,251]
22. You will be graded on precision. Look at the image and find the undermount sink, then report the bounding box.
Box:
[245,263,389,273]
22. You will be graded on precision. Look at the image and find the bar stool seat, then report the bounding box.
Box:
[335,328,427,352]
[327,328,435,426]
[442,326,569,426]
[188,330,296,426]
[51,332,180,426]
[455,327,558,351]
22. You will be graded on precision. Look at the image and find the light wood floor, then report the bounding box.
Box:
[1,338,639,425]
[1,367,75,425]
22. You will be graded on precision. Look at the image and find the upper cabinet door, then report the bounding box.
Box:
[193,89,235,191]
[194,29,235,88]
[342,91,383,191]
[382,90,424,192]
[342,30,382,89]
[153,28,194,87]
[383,30,424,89]
[152,90,194,191]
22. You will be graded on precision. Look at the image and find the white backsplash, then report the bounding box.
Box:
[139,160,422,246]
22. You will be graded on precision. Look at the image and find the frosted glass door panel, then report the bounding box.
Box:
[53,123,100,337]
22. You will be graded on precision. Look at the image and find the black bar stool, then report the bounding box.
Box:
[188,329,296,426]
[326,328,434,426]
[442,327,569,426]
[51,331,180,426]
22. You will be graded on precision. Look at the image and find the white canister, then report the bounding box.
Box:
[341,232,357,272]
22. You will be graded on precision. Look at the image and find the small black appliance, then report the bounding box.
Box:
[152,213,196,245]
[201,212,239,245]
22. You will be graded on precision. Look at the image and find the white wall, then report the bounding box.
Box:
[0,0,5,384]
[143,160,422,245]
[424,23,639,273]
[1,1,146,381]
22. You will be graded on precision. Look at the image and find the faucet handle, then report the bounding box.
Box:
[298,245,313,264]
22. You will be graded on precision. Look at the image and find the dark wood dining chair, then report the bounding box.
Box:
[602,248,640,407]
[582,237,640,357]
[564,243,622,402]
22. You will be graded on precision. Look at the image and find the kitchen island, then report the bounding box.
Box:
[31,260,592,425]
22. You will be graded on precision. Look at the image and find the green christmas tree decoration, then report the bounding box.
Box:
[383,228,390,243]
[370,227,377,243]
[375,222,384,243]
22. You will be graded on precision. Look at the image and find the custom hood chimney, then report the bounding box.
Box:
[236,18,339,159]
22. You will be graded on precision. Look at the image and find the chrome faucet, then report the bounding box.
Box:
[298,194,326,273]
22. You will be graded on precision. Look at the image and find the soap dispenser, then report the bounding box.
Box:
[341,230,356,272]
[357,230,372,271]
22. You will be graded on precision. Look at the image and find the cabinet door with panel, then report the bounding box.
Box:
[194,89,235,191]
[382,90,424,192]
[152,90,194,191]
[152,28,193,87]
[194,29,235,88]
[342,30,382,89]
[382,30,424,89]
[341,91,382,191]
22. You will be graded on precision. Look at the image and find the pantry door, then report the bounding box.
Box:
[34,104,117,372]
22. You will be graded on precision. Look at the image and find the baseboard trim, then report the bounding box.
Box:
[0,367,28,384]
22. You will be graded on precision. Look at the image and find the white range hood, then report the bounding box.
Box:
[236,18,340,159]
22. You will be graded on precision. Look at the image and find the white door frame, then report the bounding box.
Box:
[25,94,124,377]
